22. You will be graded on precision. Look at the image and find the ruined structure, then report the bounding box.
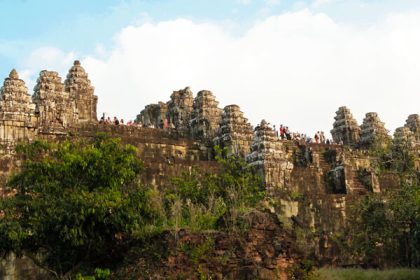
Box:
[247,120,293,193]
[359,112,389,147]
[214,105,254,157]
[190,90,222,142]
[166,87,194,133]
[64,60,97,123]
[405,114,420,142]
[330,106,360,146]
[136,102,168,128]
[0,70,37,148]
[0,61,419,279]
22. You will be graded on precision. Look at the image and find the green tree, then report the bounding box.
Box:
[0,134,163,279]
[165,146,265,232]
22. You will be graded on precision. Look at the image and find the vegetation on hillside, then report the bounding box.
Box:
[0,136,267,279]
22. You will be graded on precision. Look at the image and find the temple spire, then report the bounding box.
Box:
[9,69,19,80]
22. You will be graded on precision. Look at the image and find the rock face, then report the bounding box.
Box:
[190,90,222,142]
[359,112,389,147]
[247,120,293,193]
[405,114,420,142]
[167,87,194,134]
[331,106,361,146]
[214,105,253,157]
[0,70,37,145]
[64,60,97,123]
[136,102,168,127]
[114,211,299,280]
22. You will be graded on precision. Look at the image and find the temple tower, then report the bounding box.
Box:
[0,69,37,144]
[330,106,360,146]
[64,60,97,123]
[190,90,222,142]
[214,105,253,157]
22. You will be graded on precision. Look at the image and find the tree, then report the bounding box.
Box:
[165,146,265,232]
[0,134,163,279]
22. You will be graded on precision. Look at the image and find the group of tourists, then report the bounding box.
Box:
[99,114,177,129]
[272,124,335,145]
[99,115,136,126]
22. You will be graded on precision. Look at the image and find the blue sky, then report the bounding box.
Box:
[1,0,420,135]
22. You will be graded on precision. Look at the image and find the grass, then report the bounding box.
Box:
[316,268,420,280]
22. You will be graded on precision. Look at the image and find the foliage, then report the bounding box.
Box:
[345,132,420,268]
[286,259,319,280]
[345,182,420,268]
[165,146,265,232]
[75,268,111,280]
[0,134,164,279]
[316,268,420,280]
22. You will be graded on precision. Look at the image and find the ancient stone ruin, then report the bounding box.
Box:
[166,87,194,133]
[214,104,254,157]
[64,60,98,123]
[405,114,420,142]
[359,112,389,147]
[0,70,37,148]
[0,60,419,279]
[190,90,222,142]
[247,120,293,193]
[330,106,360,146]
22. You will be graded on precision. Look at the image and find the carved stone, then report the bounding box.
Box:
[405,114,420,142]
[214,105,253,157]
[33,70,75,133]
[136,102,168,127]
[190,90,222,142]
[359,112,389,147]
[247,120,293,193]
[64,60,97,123]
[330,106,360,146]
[0,70,37,145]
[166,87,194,134]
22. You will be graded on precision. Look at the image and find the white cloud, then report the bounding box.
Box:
[21,47,77,91]
[236,0,252,5]
[22,10,420,137]
[313,0,333,7]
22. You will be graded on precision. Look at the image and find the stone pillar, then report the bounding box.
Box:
[0,69,37,146]
[247,120,293,193]
[64,60,98,123]
[33,70,75,133]
[359,112,389,148]
[330,106,360,146]
[166,87,194,135]
[214,104,253,157]
[190,90,222,142]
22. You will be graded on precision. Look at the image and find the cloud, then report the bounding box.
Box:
[312,0,333,7]
[19,47,77,90]
[22,9,420,137]
[236,0,252,5]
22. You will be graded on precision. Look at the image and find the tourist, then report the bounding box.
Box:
[114,117,119,125]
[120,119,124,125]
[314,132,320,144]
[280,125,285,140]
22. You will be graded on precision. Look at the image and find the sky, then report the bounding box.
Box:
[1,0,420,137]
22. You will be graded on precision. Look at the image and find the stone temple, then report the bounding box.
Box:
[0,61,419,279]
